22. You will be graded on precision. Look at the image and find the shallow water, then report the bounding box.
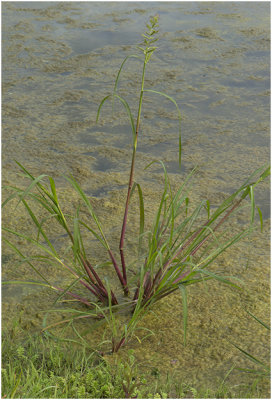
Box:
[2,1,270,396]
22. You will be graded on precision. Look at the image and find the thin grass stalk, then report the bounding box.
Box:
[161,198,236,274]
[82,257,115,304]
[69,229,116,304]
[62,259,107,303]
[85,259,109,296]
[140,187,248,301]
[119,60,147,291]
[78,255,98,286]
[18,171,112,302]
[180,196,244,264]
[108,249,128,295]
[114,336,126,353]
[77,277,106,303]
[3,237,52,287]
[53,286,93,308]
[42,313,100,332]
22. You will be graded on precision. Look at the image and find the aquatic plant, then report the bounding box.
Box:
[2,16,270,353]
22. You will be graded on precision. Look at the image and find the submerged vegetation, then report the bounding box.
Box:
[2,15,270,360]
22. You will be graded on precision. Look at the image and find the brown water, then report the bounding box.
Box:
[2,1,270,396]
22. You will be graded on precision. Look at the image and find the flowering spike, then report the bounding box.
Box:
[138,15,159,62]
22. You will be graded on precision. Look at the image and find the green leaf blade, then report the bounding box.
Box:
[178,284,188,346]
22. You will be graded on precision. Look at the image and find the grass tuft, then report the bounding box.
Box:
[2,16,270,354]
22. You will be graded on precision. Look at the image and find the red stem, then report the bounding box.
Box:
[119,149,136,288]
[180,198,243,265]
[79,255,115,303]
[113,336,126,353]
[119,61,147,292]
[85,259,118,305]
[108,249,129,295]
[147,198,244,297]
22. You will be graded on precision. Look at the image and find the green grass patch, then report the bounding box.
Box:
[2,325,269,399]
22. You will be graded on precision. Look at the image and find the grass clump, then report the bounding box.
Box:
[1,326,142,398]
[2,16,270,354]
[2,325,269,399]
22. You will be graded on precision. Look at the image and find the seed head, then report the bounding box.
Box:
[138,15,159,62]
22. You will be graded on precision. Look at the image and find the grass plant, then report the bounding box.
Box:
[2,16,270,354]
[1,325,142,399]
[2,324,270,398]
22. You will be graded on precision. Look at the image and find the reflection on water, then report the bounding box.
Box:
[69,29,137,54]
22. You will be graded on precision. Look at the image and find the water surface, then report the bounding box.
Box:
[2,1,270,395]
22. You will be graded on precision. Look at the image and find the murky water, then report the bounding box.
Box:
[2,1,270,396]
